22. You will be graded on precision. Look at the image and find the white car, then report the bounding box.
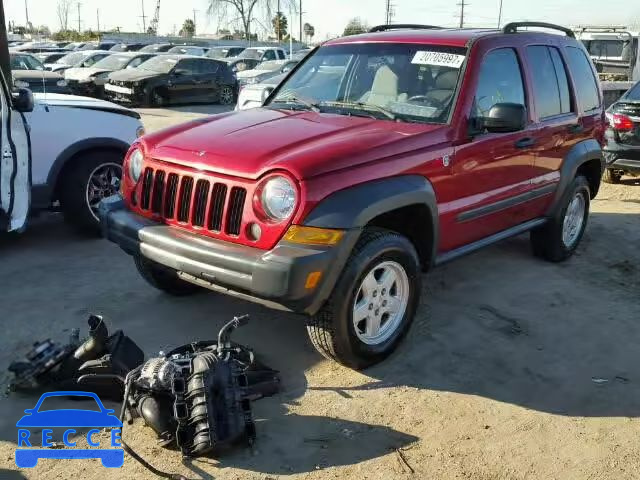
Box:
[236,73,285,111]
[25,93,143,232]
[236,60,297,87]
[46,50,111,74]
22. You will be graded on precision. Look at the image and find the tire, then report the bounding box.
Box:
[306,228,421,370]
[530,175,591,262]
[602,168,622,184]
[150,88,166,107]
[59,151,123,234]
[219,85,235,105]
[134,256,201,296]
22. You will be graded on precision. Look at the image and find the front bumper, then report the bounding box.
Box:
[67,80,103,97]
[99,196,358,315]
[104,88,146,106]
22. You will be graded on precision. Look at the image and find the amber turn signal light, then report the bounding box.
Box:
[283,225,344,246]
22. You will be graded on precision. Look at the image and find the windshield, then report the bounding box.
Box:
[56,51,89,65]
[93,54,132,70]
[208,47,229,58]
[138,55,179,73]
[10,54,44,70]
[269,43,466,124]
[624,82,640,100]
[239,49,262,60]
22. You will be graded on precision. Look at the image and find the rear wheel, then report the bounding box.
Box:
[219,85,235,105]
[59,151,123,234]
[530,175,590,262]
[603,169,622,184]
[306,228,421,369]
[135,256,201,296]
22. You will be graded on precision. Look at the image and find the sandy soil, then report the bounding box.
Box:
[0,106,638,479]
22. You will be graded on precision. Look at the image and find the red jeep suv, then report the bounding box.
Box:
[101,22,605,369]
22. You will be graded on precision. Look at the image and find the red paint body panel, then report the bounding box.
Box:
[122,28,604,254]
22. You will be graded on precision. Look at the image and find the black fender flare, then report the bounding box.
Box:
[547,139,603,217]
[304,174,439,259]
[46,137,130,195]
[300,175,438,314]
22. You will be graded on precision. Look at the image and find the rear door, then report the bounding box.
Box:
[0,69,31,232]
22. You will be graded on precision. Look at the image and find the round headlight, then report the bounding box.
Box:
[261,176,297,221]
[128,148,144,182]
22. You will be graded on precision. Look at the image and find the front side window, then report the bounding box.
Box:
[565,47,600,112]
[269,43,467,124]
[10,54,44,70]
[239,49,262,60]
[473,48,525,118]
[526,46,571,119]
[263,50,276,61]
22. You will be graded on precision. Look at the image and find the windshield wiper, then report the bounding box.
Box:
[271,95,320,112]
[319,101,396,120]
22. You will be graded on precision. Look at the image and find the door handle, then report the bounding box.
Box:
[567,123,584,134]
[515,137,536,149]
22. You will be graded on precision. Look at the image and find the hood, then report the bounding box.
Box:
[108,68,164,82]
[13,70,63,81]
[143,108,446,180]
[236,69,270,80]
[64,66,110,80]
[33,92,141,119]
[47,63,71,72]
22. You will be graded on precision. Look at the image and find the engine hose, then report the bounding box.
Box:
[118,369,189,480]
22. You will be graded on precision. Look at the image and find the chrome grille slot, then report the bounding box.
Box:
[177,177,194,223]
[140,168,154,210]
[192,179,210,227]
[226,187,247,236]
[207,183,227,232]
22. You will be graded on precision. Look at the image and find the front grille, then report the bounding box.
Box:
[138,167,247,237]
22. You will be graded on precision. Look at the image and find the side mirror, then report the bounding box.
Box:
[483,103,526,133]
[12,88,34,113]
[261,86,275,104]
[173,69,188,76]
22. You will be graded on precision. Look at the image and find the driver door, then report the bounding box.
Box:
[0,69,31,232]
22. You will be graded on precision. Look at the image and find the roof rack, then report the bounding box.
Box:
[369,24,443,33]
[503,22,575,38]
[574,25,629,32]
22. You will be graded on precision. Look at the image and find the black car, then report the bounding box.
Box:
[139,43,174,53]
[10,52,70,93]
[206,46,246,59]
[603,81,640,183]
[104,55,238,107]
[110,43,147,52]
[81,41,118,51]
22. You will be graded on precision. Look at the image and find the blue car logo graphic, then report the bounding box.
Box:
[15,391,123,468]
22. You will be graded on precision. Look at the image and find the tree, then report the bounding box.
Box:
[272,11,287,40]
[343,17,368,36]
[180,18,196,37]
[207,0,296,41]
[56,0,72,31]
[303,22,315,42]
[147,26,157,35]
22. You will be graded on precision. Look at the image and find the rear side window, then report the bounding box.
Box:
[624,81,640,100]
[565,47,600,112]
[526,46,571,118]
[474,48,525,118]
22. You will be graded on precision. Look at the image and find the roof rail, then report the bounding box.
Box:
[575,25,629,32]
[369,24,443,33]
[503,22,575,38]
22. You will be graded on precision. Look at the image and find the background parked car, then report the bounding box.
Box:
[236,59,298,87]
[206,46,246,59]
[64,52,156,97]
[109,43,147,52]
[63,42,86,50]
[603,79,640,183]
[105,55,237,107]
[224,46,287,73]
[167,45,207,56]
[80,41,118,51]
[236,72,285,110]
[47,50,111,73]
[34,51,67,64]
[140,43,174,53]
[10,52,70,93]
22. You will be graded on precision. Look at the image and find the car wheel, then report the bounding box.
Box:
[150,88,166,107]
[59,151,123,234]
[530,175,591,262]
[306,228,421,370]
[134,256,202,296]
[219,85,235,105]
[603,168,622,184]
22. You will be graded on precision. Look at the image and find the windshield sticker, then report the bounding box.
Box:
[411,51,465,68]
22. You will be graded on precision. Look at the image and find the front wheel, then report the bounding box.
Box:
[306,228,421,370]
[530,175,591,262]
[603,169,622,184]
[59,151,123,234]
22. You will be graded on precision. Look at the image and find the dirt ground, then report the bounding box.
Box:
[0,106,639,480]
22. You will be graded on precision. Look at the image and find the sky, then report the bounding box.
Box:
[5,0,640,41]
